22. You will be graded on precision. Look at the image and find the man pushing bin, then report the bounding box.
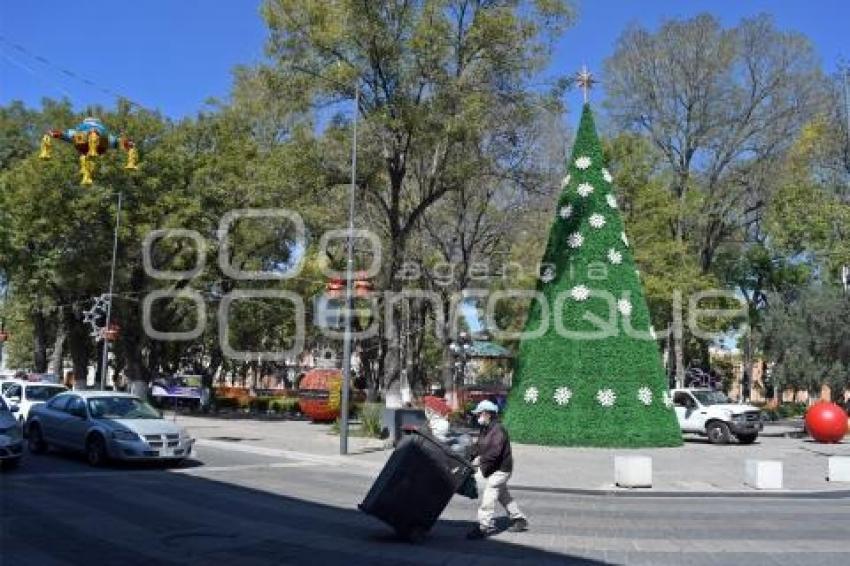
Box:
[467,400,529,539]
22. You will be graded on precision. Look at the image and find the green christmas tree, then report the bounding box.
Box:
[503,103,682,448]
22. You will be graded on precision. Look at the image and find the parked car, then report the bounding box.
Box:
[0,396,24,469]
[27,391,195,467]
[0,379,68,427]
[671,388,763,444]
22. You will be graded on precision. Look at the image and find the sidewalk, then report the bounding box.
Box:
[175,415,850,496]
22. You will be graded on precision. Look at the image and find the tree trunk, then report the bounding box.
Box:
[382,307,402,393]
[32,310,49,373]
[129,380,148,400]
[50,319,67,377]
[65,307,91,390]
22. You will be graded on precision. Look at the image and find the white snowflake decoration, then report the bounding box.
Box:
[540,266,555,283]
[607,248,623,265]
[524,386,539,404]
[570,285,590,301]
[83,294,112,342]
[602,168,613,183]
[662,391,674,409]
[608,248,623,265]
[575,156,592,170]
[567,232,584,248]
[559,204,573,219]
[621,232,629,247]
[596,388,616,407]
[589,214,606,229]
[553,387,573,406]
[577,183,594,197]
[637,387,653,406]
[617,298,633,317]
[606,194,618,209]
[561,173,571,188]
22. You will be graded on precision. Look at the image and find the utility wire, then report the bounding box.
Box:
[0,35,148,111]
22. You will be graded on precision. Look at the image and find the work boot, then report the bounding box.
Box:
[508,517,529,532]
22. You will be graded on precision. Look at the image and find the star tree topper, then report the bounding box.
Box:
[576,65,596,103]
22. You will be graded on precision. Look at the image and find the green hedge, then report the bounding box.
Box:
[760,402,808,421]
[270,398,300,414]
[359,403,383,438]
[213,397,240,411]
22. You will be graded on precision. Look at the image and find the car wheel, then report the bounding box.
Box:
[736,433,758,444]
[86,435,108,467]
[28,424,48,454]
[707,421,731,445]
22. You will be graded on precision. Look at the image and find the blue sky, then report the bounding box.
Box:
[2,1,847,126]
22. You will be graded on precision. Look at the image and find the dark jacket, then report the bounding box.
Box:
[474,421,513,477]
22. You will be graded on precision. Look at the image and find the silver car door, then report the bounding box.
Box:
[41,395,72,446]
[63,397,91,451]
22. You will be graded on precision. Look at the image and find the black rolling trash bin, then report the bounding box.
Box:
[359,429,474,541]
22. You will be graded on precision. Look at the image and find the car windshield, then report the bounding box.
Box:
[25,385,67,401]
[87,397,161,420]
[691,390,729,406]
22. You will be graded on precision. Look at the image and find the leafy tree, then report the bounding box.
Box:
[254,0,574,394]
[762,286,850,402]
[604,14,825,381]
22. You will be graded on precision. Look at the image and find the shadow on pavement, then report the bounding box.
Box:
[2,458,608,565]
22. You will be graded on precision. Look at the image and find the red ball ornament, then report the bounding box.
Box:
[804,402,848,444]
[298,368,343,422]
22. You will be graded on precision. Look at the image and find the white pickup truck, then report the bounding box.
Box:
[671,388,763,444]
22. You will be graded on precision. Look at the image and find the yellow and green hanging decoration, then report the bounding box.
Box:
[39,117,139,185]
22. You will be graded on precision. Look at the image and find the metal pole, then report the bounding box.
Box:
[100,191,122,390]
[0,286,6,371]
[839,64,849,294]
[844,63,850,155]
[340,82,358,455]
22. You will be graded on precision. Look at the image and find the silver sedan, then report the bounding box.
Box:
[0,397,24,469]
[27,391,195,467]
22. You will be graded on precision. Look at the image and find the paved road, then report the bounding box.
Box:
[1,442,848,566]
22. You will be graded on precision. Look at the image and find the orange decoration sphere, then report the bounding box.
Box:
[103,323,121,342]
[804,402,848,444]
[298,368,343,422]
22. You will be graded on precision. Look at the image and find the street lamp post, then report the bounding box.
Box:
[448,331,472,408]
[340,81,359,456]
[100,190,122,391]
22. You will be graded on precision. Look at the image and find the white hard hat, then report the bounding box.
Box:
[471,400,499,414]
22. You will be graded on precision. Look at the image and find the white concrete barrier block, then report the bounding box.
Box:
[745,459,783,489]
[615,455,652,488]
[827,457,850,482]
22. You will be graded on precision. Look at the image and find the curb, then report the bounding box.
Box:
[759,430,808,439]
[510,484,850,499]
